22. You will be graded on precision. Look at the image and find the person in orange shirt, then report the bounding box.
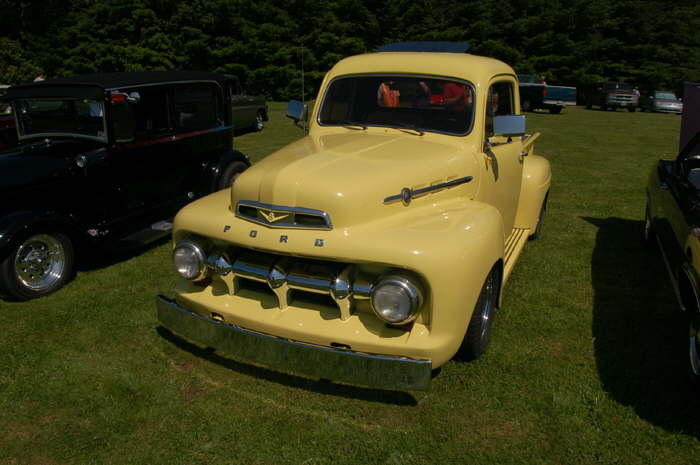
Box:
[443,82,472,110]
[377,81,400,107]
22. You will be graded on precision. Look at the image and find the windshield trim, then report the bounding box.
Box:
[316,73,476,136]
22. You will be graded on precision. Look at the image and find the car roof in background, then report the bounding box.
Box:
[3,71,228,101]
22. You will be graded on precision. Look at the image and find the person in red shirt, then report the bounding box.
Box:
[443,82,472,110]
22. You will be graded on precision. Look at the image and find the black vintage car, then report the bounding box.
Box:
[645,82,700,384]
[0,71,250,300]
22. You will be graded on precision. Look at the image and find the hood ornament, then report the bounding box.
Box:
[260,210,290,223]
[383,176,473,205]
[236,201,332,230]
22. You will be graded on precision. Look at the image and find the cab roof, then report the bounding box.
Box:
[326,51,515,86]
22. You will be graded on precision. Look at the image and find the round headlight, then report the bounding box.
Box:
[370,275,423,325]
[173,240,207,281]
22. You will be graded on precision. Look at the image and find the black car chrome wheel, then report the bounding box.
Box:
[458,266,500,360]
[0,232,74,300]
[690,330,700,385]
[642,203,655,248]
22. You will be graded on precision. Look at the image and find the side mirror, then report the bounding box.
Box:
[286,100,308,123]
[493,114,526,137]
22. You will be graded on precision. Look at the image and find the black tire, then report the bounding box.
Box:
[457,266,500,360]
[521,99,532,112]
[217,161,248,191]
[0,232,74,300]
[549,106,562,114]
[253,111,265,131]
[601,104,607,111]
[642,202,655,248]
[628,106,636,112]
[529,195,547,240]
[640,106,646,112]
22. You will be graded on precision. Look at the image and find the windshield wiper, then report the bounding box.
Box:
[338,120,367,130]
[385,122,424,136]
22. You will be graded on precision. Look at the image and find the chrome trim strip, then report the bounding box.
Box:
[156,295,432,391]
[383,176,473,204]
[236,200,333,230]
[206,253,369,317]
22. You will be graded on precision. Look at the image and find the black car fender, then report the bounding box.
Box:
[0,210,85,257]
[201,149,251,194]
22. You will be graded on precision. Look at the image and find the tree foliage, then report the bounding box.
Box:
[0,0,698,96]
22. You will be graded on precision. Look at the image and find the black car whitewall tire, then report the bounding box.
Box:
[217,161,248,191]
[0,232,74,300]
[458,265,500,360]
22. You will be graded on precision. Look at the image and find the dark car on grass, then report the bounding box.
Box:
[0,71,250,300]
[226,74,268,132]
[645,81,700,385]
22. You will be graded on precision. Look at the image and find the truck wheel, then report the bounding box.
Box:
[0,232,74,300]
[217,161,248,191]
[549,106,562,114]
[628,107,636,112]
[457,266,500,360]
[601,104,607,111]
[521,99,532,112]
[254,111,265,131]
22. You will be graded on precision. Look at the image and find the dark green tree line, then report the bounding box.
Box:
[1,0,699,98]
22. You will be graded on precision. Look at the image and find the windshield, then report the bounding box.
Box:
[655,91,677,100]
[318,75,474,135]
[14,98,107,141]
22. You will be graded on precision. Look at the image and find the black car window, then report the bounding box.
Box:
[121,86,170,140]
[173,83,221,133]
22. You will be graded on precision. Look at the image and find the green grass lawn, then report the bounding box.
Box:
[2,103,700,464]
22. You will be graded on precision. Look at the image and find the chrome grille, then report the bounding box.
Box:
[206,248,370,320]
[236,200,332,230]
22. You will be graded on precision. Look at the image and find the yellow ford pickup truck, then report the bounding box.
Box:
[156,42,551,391]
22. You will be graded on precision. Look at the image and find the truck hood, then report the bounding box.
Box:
[231,132,477,229]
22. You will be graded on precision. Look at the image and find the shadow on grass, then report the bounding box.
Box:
[584,216,700,438]
[156,326,418,406]
[76,235,170,272]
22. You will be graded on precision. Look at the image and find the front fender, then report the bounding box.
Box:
[515,154,551,230]
[201,149,251,194]
[0,210,83,256]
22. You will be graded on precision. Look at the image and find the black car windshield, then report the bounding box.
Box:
[319,75,474,135]
[14,98,107,141]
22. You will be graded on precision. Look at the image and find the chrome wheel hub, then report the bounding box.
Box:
[14,235,66,291]
[479,272,497,341]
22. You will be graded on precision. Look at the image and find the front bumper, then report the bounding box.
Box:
[156,295,433,391]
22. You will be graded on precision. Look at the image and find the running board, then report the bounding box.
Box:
[503,228,530,285]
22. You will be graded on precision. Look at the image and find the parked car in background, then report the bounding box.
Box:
[157,42,551,391]
[645,81,700,386]
[640,90,683,114]
[225,75,267,132]
[517,74,577,114]
[0,71,250,300]
[584,81,639,111]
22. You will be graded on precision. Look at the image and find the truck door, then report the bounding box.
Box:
[480,79,524,236]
